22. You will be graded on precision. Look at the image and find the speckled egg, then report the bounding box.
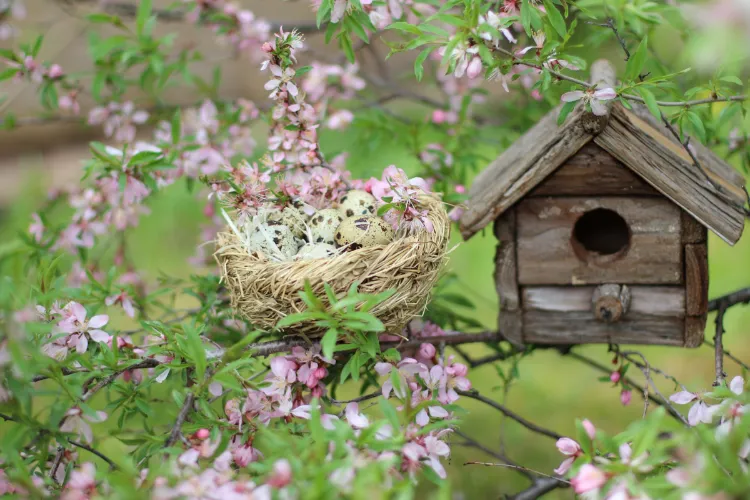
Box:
[309,209,343,245]
[338,190,376,218]
[247,222,297,260]
[334,215,395,250]
[267,207,308,239]
[294,242,338,260]
[291,199,316,218]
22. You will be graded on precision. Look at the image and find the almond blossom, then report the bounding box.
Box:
[669,389,715,426]
[571,463,608,494]
[560,87,618,116]
[554,437,582,475]
[60,408,108,444]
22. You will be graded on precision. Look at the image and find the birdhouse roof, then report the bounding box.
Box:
[459,101,748,245]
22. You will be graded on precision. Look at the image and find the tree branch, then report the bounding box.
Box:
[67,439,117,470]
[510,477,567,500]
[714,308,726,387]
[585,18,630,61]
[453,429,531,479]
[708,287,750,311]
[80,359,161,401]
[165,392,195,448]
[456,389,561,440]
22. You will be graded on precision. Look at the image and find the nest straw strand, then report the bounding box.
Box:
[215,194,451,337]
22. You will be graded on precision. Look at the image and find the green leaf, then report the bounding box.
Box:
[379,398,400,428]
[414,47,432,82]
[625,36,648,81]
[340,33,356,64]
[276,312,318,329]
[557,100,577,125]
[638,87,660,118]
[136,0,153,35]
[685,111,706,142]
[386,21,422,35]
[320,328,339,360]
[520,0,533,35]
[317,0,332,27]
[719,75,743,86]
[543,0,566,37]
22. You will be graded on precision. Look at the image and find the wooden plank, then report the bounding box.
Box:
[522,286,685,317]
[681,211,708,244]
[594,105,746,245]
[529,142,659,197]
[516,197,683,285]
[499,311,524,346]
[459,104,594,240]
[523,310,684,345]
[685,244,709,316]
[684,316,707,348]
[494,211,519,312]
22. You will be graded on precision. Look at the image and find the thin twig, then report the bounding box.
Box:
[704,340,750,372]
[455,389,561,440]
[165,393,195,448]
[511,477,568,500]
[81,359,161,401]
[453,429,530,479]
[328,391,381,405]
[566,351,687,423]
[464,461,569,484]
[708,287,750,311]
[586,18,630,60]
[67,439,117,470]
[49,447,65,483]
[714,308,726,386]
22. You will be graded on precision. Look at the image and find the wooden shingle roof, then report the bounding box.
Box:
[459,61,747,245]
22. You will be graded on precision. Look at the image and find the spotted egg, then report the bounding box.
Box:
[267,207,308,239]
[338,190,377,218]
[247,222,297,260]
[294,242,338,260]
[309,209,343,245]
[334,215,395,250]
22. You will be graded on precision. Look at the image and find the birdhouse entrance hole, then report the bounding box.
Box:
[571,208,631,263]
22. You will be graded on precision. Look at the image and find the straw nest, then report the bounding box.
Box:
[215,194,451,337]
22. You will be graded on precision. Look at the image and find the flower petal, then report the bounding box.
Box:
[88,315,109,329]
[560,91,585,102]
[730,376,744,395]
[593,87,617,100]
[669,391,697,405]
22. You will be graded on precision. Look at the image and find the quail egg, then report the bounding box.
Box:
[334,215,395,250]
[338,190,376,218]
[295,242,338,260]
[309,209,343,245]
[291,199,316,218]
[247,222,297,260]
[267,207,308,239]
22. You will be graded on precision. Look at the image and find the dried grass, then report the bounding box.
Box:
[214,195,451,337]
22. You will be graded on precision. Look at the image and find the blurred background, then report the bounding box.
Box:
[2,0,750,498]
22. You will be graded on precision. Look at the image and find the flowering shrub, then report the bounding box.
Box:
[1,0,749,498]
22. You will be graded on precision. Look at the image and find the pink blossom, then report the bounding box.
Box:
[517,30,546,56]
[105,290,136,318]
[570,464,607,494]
[47,63,64,79]
[62,462,96,497]
[554,437,581,475]
[345,402,369,429]
[60,407,107,444]
[261,357,297,396]
[669,390,715,426]
[560,87,617,116]
[28,213,44,242]
[267,459,292,488]
[610,371,621,383]
[56,301,111,347]
[620,389,632,406]
[582,419,596,440]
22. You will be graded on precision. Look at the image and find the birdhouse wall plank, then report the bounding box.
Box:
[521,286,685,317]
[528,143,659,197]
[493,211,523,346]
[685,243,709,316]
[681,211,708,244]
[516,197,683,285]
[522,311,684,345]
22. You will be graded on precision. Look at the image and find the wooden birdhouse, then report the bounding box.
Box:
[459,60,747,347]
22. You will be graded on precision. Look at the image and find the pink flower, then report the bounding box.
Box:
[517,30,546,56]
[455,184,466,194]
[345,402,369,429]
[560,87,617,116]
[262,357,297,396]
[105,290,136,318]
[620,389,632,406]
[29,213,44,243]
[56,301,111,348]
[60,407,107,444]
[610,371,621,383]
[47,64,64,79]
[554,437,581,475]
[465,56,483,79]
[267,459,292,488]
[63,462,96,496]
[570,464,607,494]
[669,390,715,426]
[582,419,596,440]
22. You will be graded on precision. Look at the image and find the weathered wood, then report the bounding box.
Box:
[523,310,684,345]
[581,59,617,134]
[681,211,708,244]
[529,142,659,197]
[499,311,524,346]
[592,284,631,323]
[494,211,519,312]
[522,286,685,317]
[685,243,709,316]
[459,104,594,239]
[516,197,683,285]
[684,316,707,348]
[594,105,746,245]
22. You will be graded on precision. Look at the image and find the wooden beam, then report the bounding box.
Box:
[685,244,709,316]
[522,286,685,317]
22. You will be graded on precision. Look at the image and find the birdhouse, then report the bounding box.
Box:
[459,60,747,347]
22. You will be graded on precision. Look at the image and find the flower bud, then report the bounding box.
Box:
[610,371,621,384]
[47,64,64,79]
[455,184,466,194]
[261,42,274,53]
[620,389,632,406]
[195,428,210,440]
[451,363,468,378]
[466,56,483,79]
[582,419,596,440]
[418,343,436,360]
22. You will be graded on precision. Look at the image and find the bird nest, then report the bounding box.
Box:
[214,195,451,338]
